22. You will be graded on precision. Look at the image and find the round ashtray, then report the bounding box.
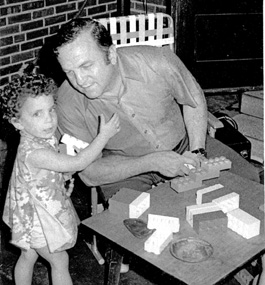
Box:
[170,237,213,263]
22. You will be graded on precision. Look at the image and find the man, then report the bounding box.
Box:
[53,18,259,200]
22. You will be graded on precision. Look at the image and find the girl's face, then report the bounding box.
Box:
[13,94,58,139]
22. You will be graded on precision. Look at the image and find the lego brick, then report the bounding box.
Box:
[196,184,224,204]
[147,214,180,233]
[61,133,89,156]
[193,210,227,234]
[227,208,260,239]
[212,192,239,213]
[170,176,202,193]
[109,188,150,219]
[130,192,150,218]
[201,156,232,172]
[186,202,221,227]
[144,227,173,255]
[189,167,220,182]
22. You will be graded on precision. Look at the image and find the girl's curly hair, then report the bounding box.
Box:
[0,73,57,123]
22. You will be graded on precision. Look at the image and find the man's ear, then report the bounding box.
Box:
[108,44,117,65]
[10,117,24,131]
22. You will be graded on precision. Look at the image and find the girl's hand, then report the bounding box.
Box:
[99,113,120,139]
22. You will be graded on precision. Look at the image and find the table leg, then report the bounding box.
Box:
[104,247,123,285]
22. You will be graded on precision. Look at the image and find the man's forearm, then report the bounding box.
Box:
[183,94,208,150]
[78,154,151,186]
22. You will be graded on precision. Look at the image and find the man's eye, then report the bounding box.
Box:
[83,64,92,70]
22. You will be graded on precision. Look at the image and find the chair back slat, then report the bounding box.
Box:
[129,15,137,45]
[97,13,174,51]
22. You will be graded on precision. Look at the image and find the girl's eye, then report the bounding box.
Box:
[33,111,41,117]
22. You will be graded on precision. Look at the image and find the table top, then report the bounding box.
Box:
[82,171,265,285]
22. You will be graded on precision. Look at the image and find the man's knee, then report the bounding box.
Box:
[100,174,154,200]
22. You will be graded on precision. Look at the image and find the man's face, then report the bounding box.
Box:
[57,31,117,99]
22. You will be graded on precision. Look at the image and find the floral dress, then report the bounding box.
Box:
[2,132,79,253]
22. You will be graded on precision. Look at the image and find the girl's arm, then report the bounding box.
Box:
[28,114,120,172]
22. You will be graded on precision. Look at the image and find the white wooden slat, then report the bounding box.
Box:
[109,18,117,45]
[156,13,163,40]
[98,18,108,29]
[119,17,127,45]
[138,14,146,43]
[148,13,155,42]
[129,15,137,44]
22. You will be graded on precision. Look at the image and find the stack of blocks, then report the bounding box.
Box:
[170,156,232,193]
[186,185,261,239]
[144,214,180,255]
[109,188,150,219]
[109,189,178,255]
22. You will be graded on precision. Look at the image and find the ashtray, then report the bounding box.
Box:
[123,218,155,239]
[170,237,213,263]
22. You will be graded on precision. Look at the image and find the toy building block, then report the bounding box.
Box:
[147,214,180,233]
[201,156,232,172]
[227,208,260,239]
[186,202,221,227]
[109,188,150,219]
[130,192,150,219]
[144,227,173,255]
[212,192,239,213]
[193,210,227,234]
[61,133,89,156]
[196,184,224,204]
[170,176,203,193]
[189,167,220,182]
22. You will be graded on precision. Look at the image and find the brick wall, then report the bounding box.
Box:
[130,0,166,14]
[0,0,118,87]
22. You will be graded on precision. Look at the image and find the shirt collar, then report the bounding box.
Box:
[117,48,143,82]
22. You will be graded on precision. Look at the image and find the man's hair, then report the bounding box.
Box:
[53,18,113,58]
[0,73,57,122]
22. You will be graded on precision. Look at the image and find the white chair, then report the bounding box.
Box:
[87,12,223,264]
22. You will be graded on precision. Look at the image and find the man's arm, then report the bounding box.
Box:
[183,89,208,151]
[78,150,200,186]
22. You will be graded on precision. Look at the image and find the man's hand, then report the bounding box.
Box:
[183,150,207,166]
[148,150,200,178]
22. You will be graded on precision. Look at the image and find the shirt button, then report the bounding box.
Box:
[144,130,148,134]
[156,145,159,149]
[132,114,135,117]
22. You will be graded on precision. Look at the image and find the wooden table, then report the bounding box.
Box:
[82,171,265,285]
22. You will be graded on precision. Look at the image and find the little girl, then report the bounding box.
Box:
[0,72,120,285]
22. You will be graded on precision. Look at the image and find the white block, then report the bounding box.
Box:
[144,228,173,255]
[186,202,221,227]
[212,192,239,213]
[227,208,260,239]
[129,192,150,218]
[147,214,180,233]
[61,134,89,156]
[196,184,224,204]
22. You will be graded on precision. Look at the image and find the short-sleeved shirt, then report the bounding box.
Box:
[56,45,202,157]
[2,131,79,253]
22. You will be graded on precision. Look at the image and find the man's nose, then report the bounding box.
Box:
[75,70,87,86]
